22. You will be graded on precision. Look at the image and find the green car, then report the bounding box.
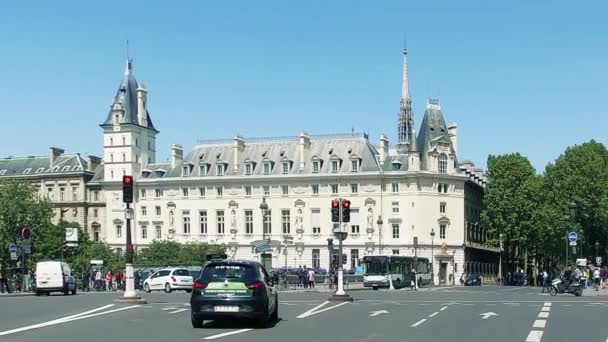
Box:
[190,259,278,328]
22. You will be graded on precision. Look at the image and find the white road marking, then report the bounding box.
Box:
[544,302,552,307]
[0,304,138,337]
[280,303,298,306]
[525,330,543,342]
[297,301,349,319]
[162,307,179,311]
[533,320,546,328]
[563,304,573,307]
[369,310,389,317]
[504,302,520,305]
[428,312,439,317]
[440,306,448,311]
[480,312,498,319]
[168,308,188,314]
[538,312,549,318]
[411,319,427,327]
[202,329,253,340]
[499,287,529,292]
[541,307,550,312]
[485,303,497,306]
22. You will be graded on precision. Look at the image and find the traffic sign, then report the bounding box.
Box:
[8,244,17,253]
[597,257,603,265]
[569,241,577,246]
[10,252,17,261]
[21,228,31,240]
[568,232,578,242]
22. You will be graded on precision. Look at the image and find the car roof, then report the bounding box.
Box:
[204,260,259,266]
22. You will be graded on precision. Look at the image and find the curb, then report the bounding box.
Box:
[0,293,35,298]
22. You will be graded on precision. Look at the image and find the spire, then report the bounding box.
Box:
[397,46,415,151]
[124,58,133,75]
[401,47,410,101]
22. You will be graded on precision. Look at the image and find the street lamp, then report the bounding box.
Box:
[568,201,577,266]
[260,197,269,241]
[498,233,504,286]
[430,228,435,285]
[595,240,600,264]
[376,216,383,254]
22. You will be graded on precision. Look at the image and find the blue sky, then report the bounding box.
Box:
[0,1,606,172]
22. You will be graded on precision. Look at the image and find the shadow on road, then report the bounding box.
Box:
[202,317,284,329]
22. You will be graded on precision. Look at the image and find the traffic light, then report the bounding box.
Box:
[341,199,351,222]
[327,238,334,250]
[122,175,134,203]
[331,200,340,222]
[331,252,339,269]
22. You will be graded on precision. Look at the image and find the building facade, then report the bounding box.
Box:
[87,50,495,285]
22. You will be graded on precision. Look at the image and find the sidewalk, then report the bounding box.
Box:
[582,286,608,296]
[0,292,35,298]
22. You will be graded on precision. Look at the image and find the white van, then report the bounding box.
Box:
[35,261,76,296]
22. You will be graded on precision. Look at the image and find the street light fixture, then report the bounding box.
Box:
[569,201,577,219]
[595,240,600,264]
[260,197,269,241]
[498,233,504,286]
[376,216,383,254]
[430,228,435,285]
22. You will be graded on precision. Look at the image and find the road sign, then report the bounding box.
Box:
[568,232,578,242]
[8,244,17,253]
[569,241,577,246]
[10,252,17,261]
[596,257,602,265]
[21,228,31,240]
[125,208,134,220]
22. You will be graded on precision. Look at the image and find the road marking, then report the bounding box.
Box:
[525,330,543,342]
[440,306,448,311]
[202,329,253,340]
[504,302,520,305]
[485,303,497,306]
[162,307,179,310]
[0,304,138,337]
[297,301,349,319]
[540,307,550,312]
[411,319,427,327]
[533,320,546,328]
[480,312,498,319]
[499,287,529,292]
[168,308,189,314]
[544,302,552,307]
[428,312,439,317]
[369,310,389,317]
[538,312,549,318]
[563,304,573,307]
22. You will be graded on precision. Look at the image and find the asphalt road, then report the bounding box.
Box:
[0,286,606,342]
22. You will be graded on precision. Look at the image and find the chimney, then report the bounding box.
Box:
[137,84,148,127]
[171,144,183,168]
[87,156,102,172]
[233,135,245,172]
[448,122,458,156]
[299,131,311,171]
[50,147,64,168]
[379,134,389,164]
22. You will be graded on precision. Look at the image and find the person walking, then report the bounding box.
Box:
[593,267,601,291]
[307,268,316,289]
[301,266,308,289]
[106,271,114,292]
[0,264,11,294]
[410,268,417,291]
[541,270,549,293]
[601,266,608,289]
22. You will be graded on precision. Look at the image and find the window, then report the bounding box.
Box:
[350,208,360,233]
[59,187,65,201]
[155,206,161,216]
[122,153,126,162]
[93,209,98,218]
[122,136,126,145]
[155,225,162,239]
[245,163,252,176]
[182,187,189,197]
[392,249,400,255]
[351,160,359,172]
[47,187,53,199]
[282,162,290,174]
[93,225,100,242]
[216,186,223,197]
[312,184,319,195]
[392,182,399,193]
[110,170,114,179]
[182,166,190,177]
[263,163,271,175]
[438,183,448,193]
[183,211,191,234]
[62,166,70,172]
[135,155,139,163]
[140,189,146,198]
[440,202,446,214]
[115,224,122,238]
[263,209,271,234]
[350,249,359,269]
[392,223,400,238]
[281,209,290,234]
[312,249,320,269]
[331,160,339,172]
[36,167,44,173]
[0,169,6,175]
[199,165,208,176]
[199,211,208,234]
[312,161,320,173]
[135,138,138,147]
[381,183,386,192]
[392,162,401,171]
[245,210,253,234]
[23,168,31,174]
[148,141,151,150]
[217,210,225,234]
[72,186,78,201]
[199,187,206,197]
[438,154,448,174]
[331,184,339,194]
[217,164,225,176]
[263,186,270,196]
[141,206,147,217]
[72,208,77,217]
[110,137,113,145]
[141,224,148,239]
[155,189,162,198]
[311,209,321,234]
[350,183,358,194]
[392,202,399,213]
[281,185,289,196]
[245,186,252,197]
[440,223,446,239]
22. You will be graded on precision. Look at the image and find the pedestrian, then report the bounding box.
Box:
[307,268,315,289]
[601,266,608,289]
[410,268,417,291]
[106,271,114,292]
[301,266,308,289]
[593,267,600,291]
[541,270,549,293]
[94,269,102,290]
[0,264,11,294]
[117,270,124,291]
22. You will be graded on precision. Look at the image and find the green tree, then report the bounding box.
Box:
[136,240,224,267]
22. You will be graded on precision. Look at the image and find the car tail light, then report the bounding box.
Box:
[171,276,177,283]
[246,282,265,290]
[193,281,208,289]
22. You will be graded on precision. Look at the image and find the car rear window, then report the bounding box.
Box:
[200,263,257,283]
[173,269,191,276]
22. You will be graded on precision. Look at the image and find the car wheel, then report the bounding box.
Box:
[35,291,41,296]
[72,287,77,295]
[257,302,270,328]
[164,283,172,293]
[270,296,278,322]
[64,287,69,296]
[186,289,192,294]
[191,311,204,329]
[144,283,151,293]
[395,279,401,288]
[44,291,50,296]
[575,289,582,297]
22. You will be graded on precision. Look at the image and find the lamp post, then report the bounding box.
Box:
[498,233,504,286]
[430,228,435,285]
[595,240,600,265]
[259,197,270,270]
[377,216,383,254]
[568,201,577,266]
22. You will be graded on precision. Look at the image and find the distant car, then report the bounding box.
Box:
[144,268,193,293]
[190,258,278,329]
[35,261,76,296]
[510,272,526,286]
[464,273,482,286]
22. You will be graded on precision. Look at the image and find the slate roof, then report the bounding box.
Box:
[417,99,452,155]
[100,60,157,131]
[0,154,90,178]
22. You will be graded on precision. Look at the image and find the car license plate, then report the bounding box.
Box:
[180,280,189,282]
[214,306,239,312]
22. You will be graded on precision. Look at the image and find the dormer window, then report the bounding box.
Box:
[182,166,190,177]
[62,166,71,172]
[217,164,225,176]
[23,168,31,174]
[438,154,448,174]
[331,160,339,173]
[199,164,208,176]
[263,162,271,175]
[392,160,402,171]
[0,169,6,175]
[36,168,44,173]
[282,162,291,174]
[351,160,359,172]
[312,161,320,173]
[245,163,252,176]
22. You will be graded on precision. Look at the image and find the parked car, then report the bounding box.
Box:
[510,272,526,286]
[464,273,482,286]
[35,261,76,296]
[143,268,194,293]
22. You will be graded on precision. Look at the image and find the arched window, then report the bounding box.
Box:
[438,154,448,174]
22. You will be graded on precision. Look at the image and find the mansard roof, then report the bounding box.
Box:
[417,99,452,155]
[0,153,91,178]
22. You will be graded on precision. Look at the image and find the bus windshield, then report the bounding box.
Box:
[362,256,387,275]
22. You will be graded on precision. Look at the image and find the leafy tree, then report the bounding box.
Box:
[136,240,225,267]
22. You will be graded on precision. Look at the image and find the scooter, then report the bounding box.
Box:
[549,277,583,296]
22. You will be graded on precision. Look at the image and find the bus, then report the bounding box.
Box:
[361,255,432,289]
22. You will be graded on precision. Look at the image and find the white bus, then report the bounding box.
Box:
[361,255,432,289]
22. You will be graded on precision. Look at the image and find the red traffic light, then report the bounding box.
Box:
[123,175,133,184]
[332,200,340,208]
[342,200,350,208]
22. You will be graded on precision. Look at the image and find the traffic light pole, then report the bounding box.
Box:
[330,198,353,302]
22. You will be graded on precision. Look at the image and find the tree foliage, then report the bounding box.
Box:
[135,240,225,267]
